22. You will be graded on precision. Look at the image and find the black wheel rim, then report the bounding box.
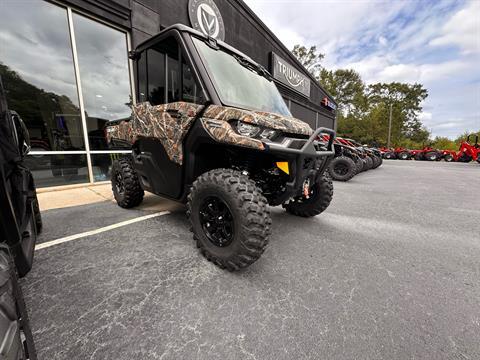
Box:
[199,196,234,247]
[115,170,124,195]
[334,162,349,175]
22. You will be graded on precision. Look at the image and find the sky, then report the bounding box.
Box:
[243,0,480,139]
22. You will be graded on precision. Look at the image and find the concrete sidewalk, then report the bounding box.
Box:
[37,183,181,212]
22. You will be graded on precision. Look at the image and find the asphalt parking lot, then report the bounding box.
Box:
[23,160,479,360]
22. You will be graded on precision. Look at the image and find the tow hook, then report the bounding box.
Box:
[303,179,310,199]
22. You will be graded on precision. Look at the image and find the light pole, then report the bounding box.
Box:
[387,103,393,148]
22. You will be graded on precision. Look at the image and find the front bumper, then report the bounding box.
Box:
[263,127,336,203]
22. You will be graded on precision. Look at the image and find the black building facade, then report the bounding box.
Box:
[0,0,335,188]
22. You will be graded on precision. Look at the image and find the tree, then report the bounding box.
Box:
[431,136,457,150]
[454,130,480,146]
[318,69,366,116]
[291,45,324,77]
[366,82,428,146]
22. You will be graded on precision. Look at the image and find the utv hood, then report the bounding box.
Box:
[203,105,314,136]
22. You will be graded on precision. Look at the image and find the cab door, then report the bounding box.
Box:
[131,34,206,199]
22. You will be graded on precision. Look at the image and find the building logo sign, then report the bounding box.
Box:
[188,0,225,41]
[321,96,337,110]
[271,53,310,97]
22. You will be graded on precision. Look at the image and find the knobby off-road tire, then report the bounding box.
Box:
[111,157,144,208]
[383,152,394,160]
[354,158,364,174]
[283,172,333,218]
[372,156,383,169]
[0,248,37,360]
[328,156,356,181]
[365,156,374,170]
[187,169,271,271]
[32,196,42,234]
[361,158,368,171]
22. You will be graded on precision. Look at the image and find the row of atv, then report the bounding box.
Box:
[380,135,480,163]
[322,136,383,182]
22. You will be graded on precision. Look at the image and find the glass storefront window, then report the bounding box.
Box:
[0,1,84,151]
[90,153,128,182]
[1,2,133,187]
[25,154,89,188]
[72,13,132,150]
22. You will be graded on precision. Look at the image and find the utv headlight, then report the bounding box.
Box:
[235,121,278,140]
[236,121,261,137]
[259,128,278,140]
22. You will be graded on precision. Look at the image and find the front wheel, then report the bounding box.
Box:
[187,169,271,271]
[365,156,374,169]
[328,156,356,181]
[283,172,333,218]
[398,152,410,160]
[444,154,454,162]
[372,155,383,169]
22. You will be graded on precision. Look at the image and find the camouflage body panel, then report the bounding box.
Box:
[106,102,203,164]
[107,102,312,164]
[203,105,313,136]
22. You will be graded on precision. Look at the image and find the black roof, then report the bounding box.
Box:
[135,24,260,68]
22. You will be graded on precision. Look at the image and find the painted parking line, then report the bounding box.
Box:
[35,211,170,251]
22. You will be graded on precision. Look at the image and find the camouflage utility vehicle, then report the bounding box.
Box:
[107,24,335,271]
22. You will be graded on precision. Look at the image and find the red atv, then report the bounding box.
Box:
[394,147,412,160]
[410,146,442,161]
[442,135,479,163]
[380,147,396,159]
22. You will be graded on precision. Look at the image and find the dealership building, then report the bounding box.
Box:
[0,0,336,188]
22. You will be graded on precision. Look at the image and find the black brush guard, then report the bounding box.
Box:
[265,127,335,204]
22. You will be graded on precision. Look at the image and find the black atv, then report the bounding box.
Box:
[0,77,39,359]
[107,24,335,271]
[345,139,382,171]
[326,137,361,181]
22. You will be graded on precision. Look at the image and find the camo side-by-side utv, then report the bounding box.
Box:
[0,77,39,360]
[107,25,336,271]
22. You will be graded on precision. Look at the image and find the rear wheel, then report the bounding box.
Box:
[425,152,438,161]
[458,153,472,163]
[111,157,144,208]
[328,156,356,181]
[383,152,394,159]
[187,169,271,271]
[283,172,333,217]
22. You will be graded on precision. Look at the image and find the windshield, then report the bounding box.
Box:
[192,37,291,116]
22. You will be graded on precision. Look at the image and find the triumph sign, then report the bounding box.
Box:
[271,53,310,97]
